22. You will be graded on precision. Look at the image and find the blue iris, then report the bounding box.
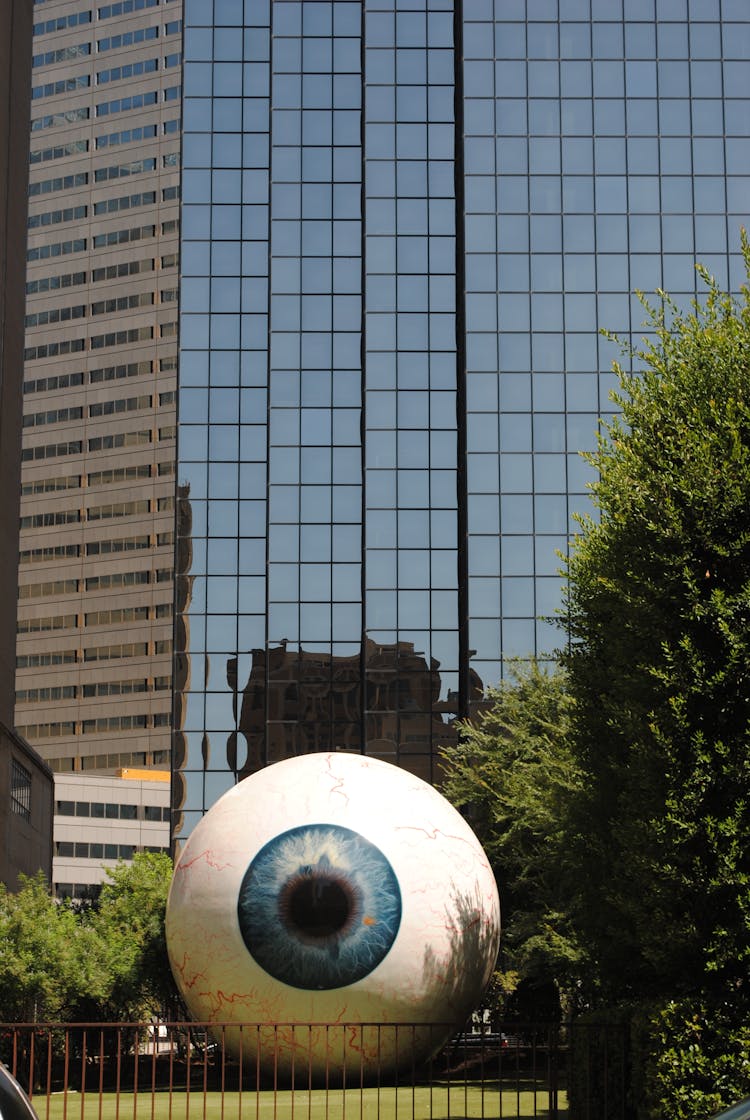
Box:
[237,824,402,990]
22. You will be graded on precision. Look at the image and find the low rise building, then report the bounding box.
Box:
[53,767,170,900]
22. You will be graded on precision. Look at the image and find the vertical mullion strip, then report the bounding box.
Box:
[202,18,217,812]
[232,6,243,771]
[453,0,469,720]
[171,6,187,833]
[717,12,730,293]
[263,0,276,767]
[295,29,303,754]
[359,0,367,754]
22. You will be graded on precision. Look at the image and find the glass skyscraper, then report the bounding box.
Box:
[173,0,750,842]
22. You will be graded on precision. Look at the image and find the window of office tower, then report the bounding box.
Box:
[175,0,462,839]
[176,1,750,842]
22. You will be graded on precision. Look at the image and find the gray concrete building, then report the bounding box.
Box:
[16,0,182,894]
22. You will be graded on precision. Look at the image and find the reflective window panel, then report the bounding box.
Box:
[175,0,750,841]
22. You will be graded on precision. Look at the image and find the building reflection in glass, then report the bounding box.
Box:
[172,475,482,842]
[226,637,483,782]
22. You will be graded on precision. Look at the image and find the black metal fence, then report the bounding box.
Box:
[0,1021,630,1120]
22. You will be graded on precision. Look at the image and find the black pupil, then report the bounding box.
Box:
[288,877,350,938]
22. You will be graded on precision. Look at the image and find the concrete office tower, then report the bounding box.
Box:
[1,0,54,887]
[16,0,182,889]
[173,0,750,844]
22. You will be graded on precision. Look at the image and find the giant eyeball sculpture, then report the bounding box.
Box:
[166,753,500,1080]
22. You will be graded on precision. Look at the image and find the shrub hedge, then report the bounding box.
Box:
[568,996,750,1120]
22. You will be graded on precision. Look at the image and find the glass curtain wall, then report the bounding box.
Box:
[176,0,460,841]
[175,0,750,843]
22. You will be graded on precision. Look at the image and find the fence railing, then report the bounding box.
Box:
[0,1020,630,1120]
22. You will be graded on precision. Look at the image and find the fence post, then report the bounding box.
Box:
[549,1025,559,1120]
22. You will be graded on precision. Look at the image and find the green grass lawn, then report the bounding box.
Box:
[33,1085,567,1120]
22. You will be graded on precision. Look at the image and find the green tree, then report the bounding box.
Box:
[441,661,586,1016]
[0,857,177,1025]
[0,873,105,1021]
[562,252,750,1005]
[87,852,177,1020]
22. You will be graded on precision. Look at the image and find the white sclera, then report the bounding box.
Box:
[166,752,500,1077]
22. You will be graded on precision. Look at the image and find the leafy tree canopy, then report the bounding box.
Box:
[0,872,105,1021]
[87,851,176,1020]
[0,853,176,1023]
[562,247,750,1004]
[441,661,587,1015]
